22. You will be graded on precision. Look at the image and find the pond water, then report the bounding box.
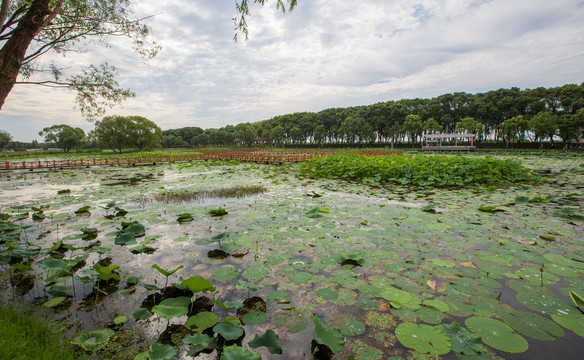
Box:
[0,155,583,360]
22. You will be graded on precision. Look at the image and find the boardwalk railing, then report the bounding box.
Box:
[1,150,402,171]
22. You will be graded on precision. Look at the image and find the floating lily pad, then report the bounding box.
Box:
[185,311,218,331]
[395,323,451,355]
[242,265,271,280]
[267,290,291,304]
[43,296,67,308]
[150,343,178,360]
[465,316,528,353]
[272,309,308,333]
[329,313,366,336]
[212,266,240,281]
[438,321,482,355]
[416,307,444,324]
[71,328,115,351]
[220,344,260,360]
[380,287,413,309]
[242,310,268,325]
[502,311,565,341]
[516,293,579,316]
[551,314,584,337]
[316,288,339,300]
[214,321,243,340]
[515,267,559,285]
[290,271,313,284]
[133,308,153,320]
[183,333,217,354]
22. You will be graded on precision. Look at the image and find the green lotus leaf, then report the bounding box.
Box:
[152,264,184,278]
[289,259,309,270]
[380,287,412,309]
[329,313,366,336]
[114,315,127,325]
[312,314,345,353]
[502,311,564,341]
[316,288,339,300]
[248,330,282,354]
[220,344,260,360]
[43,296,66,308]
[212,266,239,281]
[438,321,482,355]
[551,314,584,337]
[506,279,554,295]
[133,308,153,320]
[569,291,584,308]
[37,258,68,272]
[152,297,190,320]
[516,293,579,316]
[543,254,584,270]
[214,321,244,340]
[183,333,217,349]
[93,263,120,281]
[213,299,243,311]
[430,258,456,267]
[150,343,178,360]
[423,299,450,312]
[242,310,268,325]
[515,267,559,285]
[114,232,136,245]
[272,309,308,333]
[290,271,313,284]
[242,265,271,280]
[267,290,291,304]
[185,311,218,331]
[395,323,451,355]
[544,263,581,278]
[129,244,157,254]
[236,279,264,292]
[72,328,115,351]
[465,316,528,353]
[416,307,444,325]
[181,275,215,293]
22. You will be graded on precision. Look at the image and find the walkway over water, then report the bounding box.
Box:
[1,149,401,171]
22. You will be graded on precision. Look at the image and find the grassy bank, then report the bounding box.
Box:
[0,303,82,360]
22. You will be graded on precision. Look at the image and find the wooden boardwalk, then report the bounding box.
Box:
[1,150,401,171]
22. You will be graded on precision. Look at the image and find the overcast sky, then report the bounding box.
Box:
[1,0,583,141]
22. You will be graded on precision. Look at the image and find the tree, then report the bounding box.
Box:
[423,118,443,134]
[91,115,132,152]
[233,0,297,41]
[557,108,584,147]
[39,124,85,152]
[500,115,530,146]
[530,111,558,144]
[0,0,160,118]
[402,114,423,145]
[91,115,161,152]
[234,122,257,146]
[455,117,484,136]
[0,129,11,151]
[126,116,162,150]
[313,124,326,146]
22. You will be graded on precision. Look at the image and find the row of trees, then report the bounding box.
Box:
[36,116,162,153]
[162,83,584,148]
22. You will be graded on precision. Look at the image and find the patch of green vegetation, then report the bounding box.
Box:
[0,303,85,360]
[299,154,532,187]
[148,185,267,204]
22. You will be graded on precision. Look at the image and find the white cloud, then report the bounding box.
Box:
[1,0,583,141]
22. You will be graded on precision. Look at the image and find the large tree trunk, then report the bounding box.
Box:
[0,0,51,110]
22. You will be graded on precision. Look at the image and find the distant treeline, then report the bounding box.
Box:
[162,83,584,148]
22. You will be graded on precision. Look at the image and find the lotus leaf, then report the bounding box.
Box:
[150,343,178,360]
[416,307,444,324]
[152,297,190,320]
[248,329,282,354]
[242,310,268,325]
[395,323,451,355]
[380,287,413,309]
[43,296,66,308]
[272,309,308,333]
[181,275,215,293]
[133,308,153,320]
[71,328,115,351]
[312,314,345,353]
[465,316,528,353]
[569,291,584,308]
[516,293,579,316]
[185,311,218,331]
[220,345,260,360]
[214,321,244,340]
[267,290,291,304]
[438,321,482,355]
[211,266,239,281]
[183,333,217,353]
[316,288,339,300]
[290,271,313,284]
[423,299,450,312]
[329,313,366,336]
[502,311,564,341]
[242,265,271,280]
[551,314,584,337]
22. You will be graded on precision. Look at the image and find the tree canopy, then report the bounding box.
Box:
[39,124,85,152]
[0,128,11,150]
[91,115,161,152]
